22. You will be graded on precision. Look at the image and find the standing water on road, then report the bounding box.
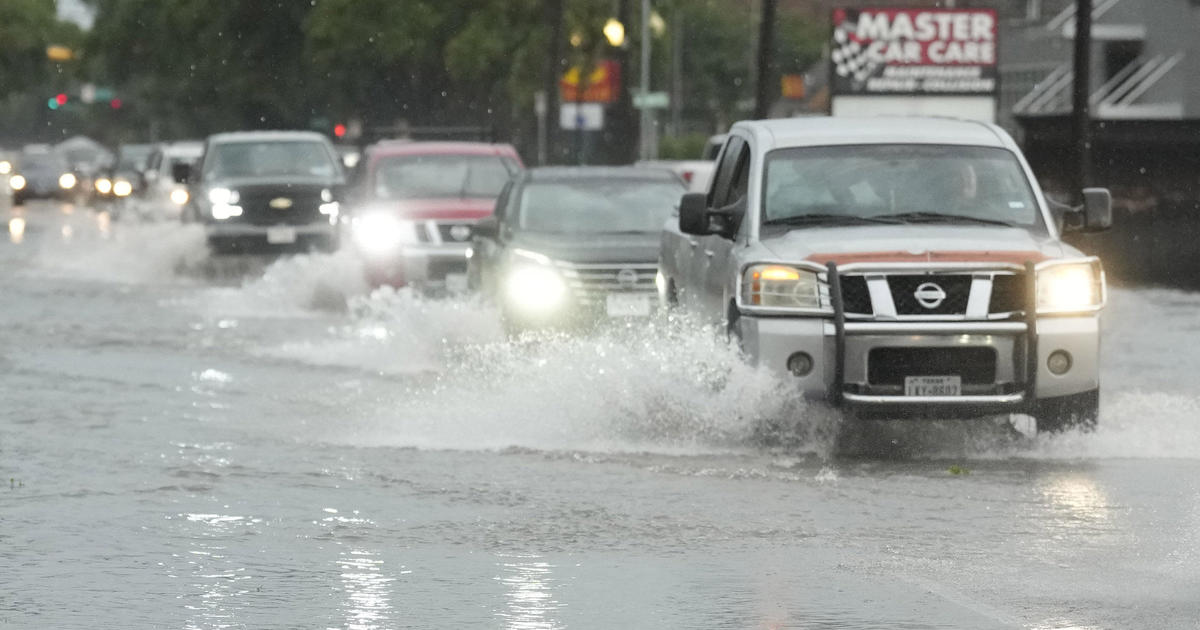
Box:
[3,205,1200,629]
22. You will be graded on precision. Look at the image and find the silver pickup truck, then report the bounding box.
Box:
[657,117,1112,432]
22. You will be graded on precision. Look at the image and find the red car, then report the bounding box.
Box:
[347,141,524,290]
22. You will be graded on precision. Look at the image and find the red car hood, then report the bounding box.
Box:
[362,198,495,221]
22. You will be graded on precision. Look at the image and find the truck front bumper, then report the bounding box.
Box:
[734,315,1099,417]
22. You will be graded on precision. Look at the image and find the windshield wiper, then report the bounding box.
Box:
[763,214,903,227]
[883,211,1018,227]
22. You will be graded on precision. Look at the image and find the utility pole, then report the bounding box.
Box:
[1072,0,1093,198]
[611,0,637,164]
[753,0,777,120]
[638,0,652,160]
[543,0,564,164]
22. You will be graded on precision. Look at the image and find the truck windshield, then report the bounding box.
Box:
[372,154,514,200]
[518,178,684,233]
[204,141,337,179]
[762,145,1044,231]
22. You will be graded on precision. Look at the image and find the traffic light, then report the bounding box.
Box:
[48,93,68,110]
[333,123,347,139]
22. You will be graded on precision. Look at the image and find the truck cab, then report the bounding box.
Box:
[657,117,1112,432]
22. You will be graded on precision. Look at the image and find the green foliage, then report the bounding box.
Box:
[659,132,709,161]
[0,0,74,98]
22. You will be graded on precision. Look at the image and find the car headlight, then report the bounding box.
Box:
[353,212,416,255]
[95,177,113,194]
[59,173,77,189]
[170,188,189,205]
[207,187,239,205]
[1037,259,1105,313]
[113,179,133,197]
[505,250,566,312]
[9,175,26,191]
[741,264,824,310]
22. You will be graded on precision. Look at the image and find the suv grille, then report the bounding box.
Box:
[239,191,323,226]
[557,263,657,305]
[868,347,998,385]
[989,274,1026,314]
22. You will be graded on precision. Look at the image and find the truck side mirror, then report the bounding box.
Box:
[474,216,499,239]
[1081,187,1112,231]
[171,162,193,184]
[679,192,710,235]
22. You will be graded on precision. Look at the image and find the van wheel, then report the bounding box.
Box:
[1034,389,1099,434]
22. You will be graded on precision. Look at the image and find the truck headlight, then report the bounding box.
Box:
[504,249,566,312]
[741,264,823,309]
[207,187,239,205]
[1037,259,1105,313]
[353,212,416,255]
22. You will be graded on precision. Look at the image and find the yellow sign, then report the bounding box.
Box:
[46,45,74,62]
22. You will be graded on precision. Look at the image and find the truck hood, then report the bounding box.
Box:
[360,197,495,221]
[510,231,660,265]
[758,225,1069,266]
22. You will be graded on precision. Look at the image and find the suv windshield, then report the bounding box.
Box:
[203,140,337,179]
[372,154,514,199]
[763,144,1044,230]
[116,146,154,172]
[517,178,684,233]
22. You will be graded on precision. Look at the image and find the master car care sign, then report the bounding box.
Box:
[830,8,998,96]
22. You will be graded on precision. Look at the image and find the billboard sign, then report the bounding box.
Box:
[830,8,998,97]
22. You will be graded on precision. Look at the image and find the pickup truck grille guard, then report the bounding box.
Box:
[824,260,1039,410]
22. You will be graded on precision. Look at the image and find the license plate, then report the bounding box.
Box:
[606,293,652,317]
[904,375,961,397]
[445,273,468,293]
[266,226,297,244]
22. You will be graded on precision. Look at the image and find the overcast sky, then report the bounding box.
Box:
[57,0,96,30]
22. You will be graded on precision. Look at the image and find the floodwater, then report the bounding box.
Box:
[2,200,1199,629]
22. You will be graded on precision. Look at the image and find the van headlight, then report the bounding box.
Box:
[1037,259,1105,313]
[353,212,416,255]
[741,264,824,310]
[504,249,566,312]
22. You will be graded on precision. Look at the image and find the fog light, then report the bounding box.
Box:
[1047,350,1072,375]
[787,352,814,377]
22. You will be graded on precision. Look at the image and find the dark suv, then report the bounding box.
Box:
[183,131,345,254]
[469,166,685,332]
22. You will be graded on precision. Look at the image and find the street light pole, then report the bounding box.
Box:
[753,0,777,120]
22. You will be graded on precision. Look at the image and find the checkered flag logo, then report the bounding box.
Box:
[831,20,877,84]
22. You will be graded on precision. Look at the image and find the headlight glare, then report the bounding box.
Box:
[207,187,238,205]
[353,213,415,255]
[10,175,26,191]
[59,173,77,189]
[1037,260,1104,313]
[113,179,133,197]
[0,161,11,175]
[742,264,822,309]
[170,188,189,205]
[95,177,113,194]
[505,263,566,313]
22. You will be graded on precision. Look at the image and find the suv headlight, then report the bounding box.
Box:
[505,249,566,312]
[1037,259,1105,313]
[741,264,824,310]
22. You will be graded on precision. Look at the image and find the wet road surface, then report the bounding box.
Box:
[2,200,1199,629]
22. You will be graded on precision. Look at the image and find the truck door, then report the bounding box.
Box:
[698,137,750,321]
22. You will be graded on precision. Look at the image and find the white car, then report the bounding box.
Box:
[138,141,204,220]
[658,117,1112,433]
